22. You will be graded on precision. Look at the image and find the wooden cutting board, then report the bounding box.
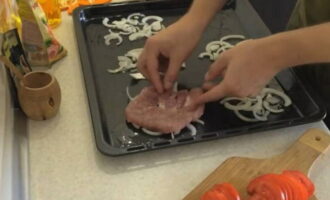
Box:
[183,129,330,200]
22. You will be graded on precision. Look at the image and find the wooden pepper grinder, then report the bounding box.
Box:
[0,56,61,120]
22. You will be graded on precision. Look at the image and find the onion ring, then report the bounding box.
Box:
[187,123,197,136]
[142,128,163,136]
[221,88,292,122]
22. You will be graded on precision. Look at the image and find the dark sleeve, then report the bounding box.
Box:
[223,0,236,9]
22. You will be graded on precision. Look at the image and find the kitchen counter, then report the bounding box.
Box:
[28,1,330,200]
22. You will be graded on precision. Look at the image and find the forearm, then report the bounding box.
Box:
[260,23,330,70]
[182,0,228,33]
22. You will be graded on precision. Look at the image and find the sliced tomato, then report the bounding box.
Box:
[201,183,241,200]
[278,174,293,200]
[282,170,315,197]
[212,183,241,200]
[282,173,309,200]
[247,174,286,200]
[248,193,267,200]
[201,189,228,200]
[247,171,314,200]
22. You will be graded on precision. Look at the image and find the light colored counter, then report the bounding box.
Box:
[28,5,330,200]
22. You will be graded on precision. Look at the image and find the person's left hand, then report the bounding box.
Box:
[193,38,286,105]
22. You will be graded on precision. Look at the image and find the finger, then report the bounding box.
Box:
[137,53,150,80]
[194,83,228,105]
[139,64,150,80]
[202,81,216,91]
[146,53,164,93]
[163,56,182,90]
[204,54,228,82]
[220,68,227,78]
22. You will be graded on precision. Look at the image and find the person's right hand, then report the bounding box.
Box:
[138,16,204,93]
[193,38,286,106]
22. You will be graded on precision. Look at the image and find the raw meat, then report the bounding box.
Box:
[125,86,204,133]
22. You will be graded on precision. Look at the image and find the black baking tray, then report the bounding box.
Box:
[73,0,326,156]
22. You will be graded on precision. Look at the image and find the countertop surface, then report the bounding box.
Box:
[28,2,330,200]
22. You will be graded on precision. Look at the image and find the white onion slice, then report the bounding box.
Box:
[186,123,197,136]
[194,119,205,125]
[263,101,284,113]
[150,21,163,32]
[261,88,292,106]
[199,52,213,60]
[141,16,163,24]
[108,56,132,73]
[206,41,222,52]
[252,109,270,121]
[200,35,245,61]
[127,13,146,25]
[142,128,163,136]
[220,35,246,42]
[126,86,135,101]
[221,87,292,122]
[129,31,145,41]
[132,123,140,129]
[234,110,259,122]
[126,48,143,60]
[220,41,234,48]
[102,18,112,27]
[104,30,123,46]
[103,13,165,45]
[223,101,253,111]
[129,73,145,80]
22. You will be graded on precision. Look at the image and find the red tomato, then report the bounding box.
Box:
[247,174,286,200]
[201,189,228,200]
[282,170,315,197]
[212,183,241,200]
[282,173,309,200]
[201,183,241,200]
[247,171,314,200]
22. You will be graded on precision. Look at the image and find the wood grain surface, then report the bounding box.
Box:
[184,129,330,200]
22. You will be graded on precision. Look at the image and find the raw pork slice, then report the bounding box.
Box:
[125,86,205,133]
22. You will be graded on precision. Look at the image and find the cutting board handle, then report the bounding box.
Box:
[298,128,330,153]
[273,128,330,174]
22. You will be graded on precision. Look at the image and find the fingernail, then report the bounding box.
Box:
[204,72,210,81]
[164,80,172,90]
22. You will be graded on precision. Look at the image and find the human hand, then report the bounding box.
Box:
[137,16,204,93]
[194,38,286,105]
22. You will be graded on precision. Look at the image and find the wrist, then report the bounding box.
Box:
[257,34,295,72]
[179,14,206,36]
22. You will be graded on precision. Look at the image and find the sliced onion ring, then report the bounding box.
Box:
[186,123,197,136]
[220,35,246,42]
[221,87,292,122]
[142,128,163,136]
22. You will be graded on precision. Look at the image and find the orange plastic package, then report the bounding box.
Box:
[64,0,112,14]
[17,0,67,67]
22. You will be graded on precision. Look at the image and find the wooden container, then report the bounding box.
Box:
[18,72,61,120]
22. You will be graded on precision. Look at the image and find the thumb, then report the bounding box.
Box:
[205,53,228,81]
[163,56,182,90]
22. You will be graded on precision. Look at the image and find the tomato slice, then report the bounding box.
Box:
[282,170,315,197]
[282,173,309,200]
[247,174,286,200]
[213,183,241,200]
[201,183,241,200]
[247,171,314,200]
[201,189,228,200]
